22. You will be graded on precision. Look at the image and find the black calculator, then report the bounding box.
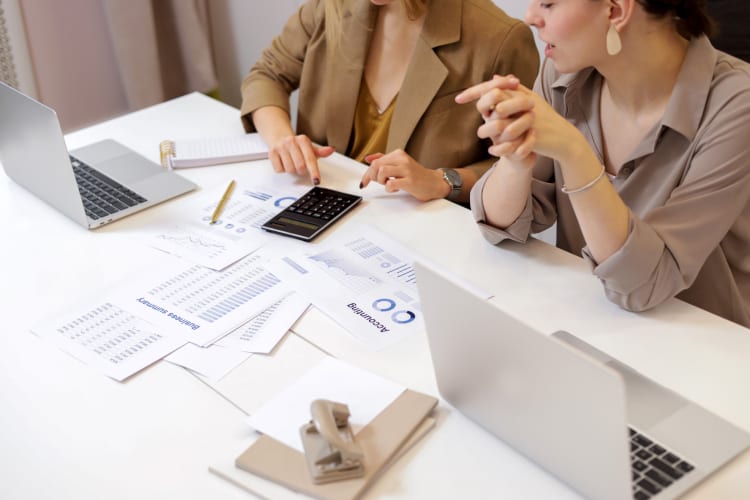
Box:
[261,186,362,241]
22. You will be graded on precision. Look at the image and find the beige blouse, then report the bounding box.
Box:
[348,82,396,163]
[472,36,750,327]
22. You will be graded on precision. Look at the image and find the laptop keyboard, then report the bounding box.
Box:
[71,156,147,220]
[630,427,694,499]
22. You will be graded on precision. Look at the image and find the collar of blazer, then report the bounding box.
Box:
[324,0,460,155]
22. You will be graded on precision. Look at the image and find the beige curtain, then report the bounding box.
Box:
[103,0,218,109]
[0,1,20,88]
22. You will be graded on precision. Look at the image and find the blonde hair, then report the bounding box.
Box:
[325,0,428,52]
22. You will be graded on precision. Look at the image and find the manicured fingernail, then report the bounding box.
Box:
[359,182,364,189]
[313,177,320,185]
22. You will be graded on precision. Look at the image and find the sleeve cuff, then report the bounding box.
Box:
[584,215,665,294]
[239,80,293,132]
[470,166,533,245]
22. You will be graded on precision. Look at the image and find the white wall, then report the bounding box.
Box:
[209,0,307,108]
[208,0,543,109]
[500,1,525,18]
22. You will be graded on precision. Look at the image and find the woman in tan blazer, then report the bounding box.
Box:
[241,0,539,203]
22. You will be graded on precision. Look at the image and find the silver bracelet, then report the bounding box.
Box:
[561,165,606,195]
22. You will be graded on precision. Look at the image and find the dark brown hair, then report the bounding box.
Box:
[636,0,715,38]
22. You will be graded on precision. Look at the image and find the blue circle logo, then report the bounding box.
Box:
[275,196,296,208]
[392,310,416,324]
[372,298,415,324]
[372,298,396,311]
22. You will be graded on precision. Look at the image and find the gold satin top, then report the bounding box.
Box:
[348,81,397,163]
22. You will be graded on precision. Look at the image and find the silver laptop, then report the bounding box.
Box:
[0,81,196,228]
[414,261,750,500]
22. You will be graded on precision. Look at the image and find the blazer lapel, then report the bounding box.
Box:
[387,0,461,152]
[325,2,376,152]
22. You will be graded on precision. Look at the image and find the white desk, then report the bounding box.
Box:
[2,93,749,500]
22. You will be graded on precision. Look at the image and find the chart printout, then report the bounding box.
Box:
[217,291,310,354]
[110,251,291,347]
[269,226,422,350]
[164,292,309,380]
[31,302,186,381]
[143,183,308,270]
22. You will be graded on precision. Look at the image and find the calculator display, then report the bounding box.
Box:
[276,216,318,230]
[261,186,362,241]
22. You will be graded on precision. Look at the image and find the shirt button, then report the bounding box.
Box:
[621,164,634,176]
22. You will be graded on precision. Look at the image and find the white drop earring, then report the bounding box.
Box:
[606,24,622,56]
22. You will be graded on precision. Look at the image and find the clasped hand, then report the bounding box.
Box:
[455,74,573,168]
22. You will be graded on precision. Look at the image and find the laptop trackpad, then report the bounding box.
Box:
[606,359,688,429]
[72,139,160,184]
[95,153,159,184]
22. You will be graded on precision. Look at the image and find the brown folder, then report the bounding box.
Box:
[234,389,438,500]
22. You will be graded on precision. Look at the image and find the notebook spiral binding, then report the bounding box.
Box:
[159,140,175,169]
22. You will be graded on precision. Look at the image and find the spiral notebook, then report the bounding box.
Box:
[159,133,268,169]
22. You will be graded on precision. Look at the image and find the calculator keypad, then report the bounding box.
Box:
[286,189,353,221]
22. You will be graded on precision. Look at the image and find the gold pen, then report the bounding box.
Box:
[210,180,236,224]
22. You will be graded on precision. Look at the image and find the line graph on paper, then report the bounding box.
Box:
[142,183,311,271]
[147,220,264,271]
[156,233,228,260]
[309,249,382,295]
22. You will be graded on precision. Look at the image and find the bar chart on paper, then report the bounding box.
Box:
[194,268,281,323]
[111,252,291,346]
[345,237,418,286]
[147,254,283,322]
[217,292,310,354]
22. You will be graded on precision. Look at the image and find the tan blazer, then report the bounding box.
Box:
[241,0,539,179]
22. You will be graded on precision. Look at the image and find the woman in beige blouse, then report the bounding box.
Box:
[457,0,750,326]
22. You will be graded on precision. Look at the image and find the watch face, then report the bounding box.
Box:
[441,168,462,200]
[443,168,461,187]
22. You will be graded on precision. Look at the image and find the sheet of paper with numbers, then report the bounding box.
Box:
[31,302,186,381]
